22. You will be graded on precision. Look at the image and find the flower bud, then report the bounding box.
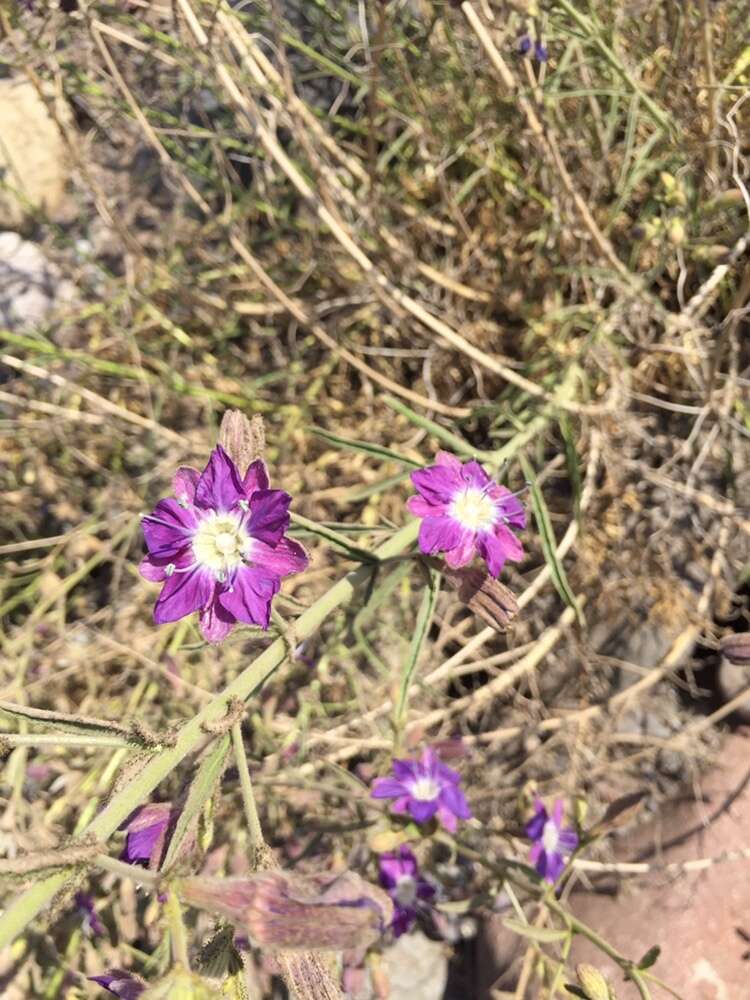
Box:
[721,632,750,666]
[443,567,519,631]
[667,217,686,246]
[576,963,615,1000]
[178,870,393,951]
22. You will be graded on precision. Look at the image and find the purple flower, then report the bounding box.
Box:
[371,747,472,833]
[120,802,172,866]
[534,41,549,63]
[140,446,308,643]
[525,799,578,883]
[89,971,145,999]
[75,892,105,938]
[407,452,525,577]
[517,34,532,55]
[378,845,435,937]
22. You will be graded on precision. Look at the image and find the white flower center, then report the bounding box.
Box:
[541,820,560,855]
[450,488,497,532]
[410,777,441,802]
[394,875,418,908]
[192,512,251,576]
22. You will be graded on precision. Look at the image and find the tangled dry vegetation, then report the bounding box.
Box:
[0,1,749,997]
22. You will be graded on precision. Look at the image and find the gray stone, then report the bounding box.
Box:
[381,931,448,1000]
[0,232,76,331]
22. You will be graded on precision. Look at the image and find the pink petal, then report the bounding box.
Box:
[199,599,236,644]
[141,499,198,559]
[194,446,244,512]
[250,537,308,578]
[418,516,465,556]
[493,523,524,563]
[153,566,214,624]
[443,530,477,568]
[242,458,270,496]
[406,495,446,518]
[218,567,279,629]
[172,467,200,504]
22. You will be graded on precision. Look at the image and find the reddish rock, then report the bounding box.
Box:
[571,730,750,999]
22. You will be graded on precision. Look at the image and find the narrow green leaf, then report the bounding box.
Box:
[309,426,420,467]
[290,513,378,563]
[502,918,569,944]
[520,456,584,626]
[396,567,441,725]
[558,414,582,525]
[162,734,231,871]
[382,396,491,460]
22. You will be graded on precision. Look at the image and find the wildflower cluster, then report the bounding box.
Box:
[87,429,576,989]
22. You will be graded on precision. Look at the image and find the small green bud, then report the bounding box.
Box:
[576,963,615,1000]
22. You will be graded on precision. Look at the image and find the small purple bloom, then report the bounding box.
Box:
[525,799,578,883]
[121,802,172,866]
[371,747,472,833]
[89,971,145,999]
[379,845,435,937]
[517,34,532,55]
[534,41,548,63]
[407,452,525,577]
[75,892,105,938]
[140,446,308,643]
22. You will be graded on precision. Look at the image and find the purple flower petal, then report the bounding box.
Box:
[492,523,525,563]
[153,566,214,624]
[251,537,308,577]
[408,799,438,824]
[435,806,457,832]
[172,467,200,504]
[525,803,547,841]
[406,495,445,518]
[139,549,192,583]
[418,516,465,556]
[411,464,463,505]
[194,446,244,512]
[551,799,564,827]
[391,758,419,782]
[390,795,411,815]
[89,971,145,1000]
[442,530,477,568]
[141,499,198,559]
[461,460,491,489]
[242,458,270,496]
[218,567,279,628]
[477,532,509,577]
[122,803,171,864]
[371,777,408,800]
[435,451,463,470]
[558,829,579,852]
[199,598,236,644]
[544,852,566,882]
[248,489,291,546]
[438,783,472,820]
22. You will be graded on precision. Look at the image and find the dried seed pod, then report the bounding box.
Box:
[720,632,750,666]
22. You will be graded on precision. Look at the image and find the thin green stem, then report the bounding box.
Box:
[0,520,419,950]
[94,853,160,891]
[231,722,264,853]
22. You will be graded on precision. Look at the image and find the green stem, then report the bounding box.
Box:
[231,722,264,853]
[0,520,419,949]
[95,853,160,890]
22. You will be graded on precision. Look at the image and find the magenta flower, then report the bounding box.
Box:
[121,802,172,866]
[525,799,578,883]
[140,446,308,643]
[407,452,525,577]
[371,747,472,833]
[378,845,435,937]
[89,971,145,999]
